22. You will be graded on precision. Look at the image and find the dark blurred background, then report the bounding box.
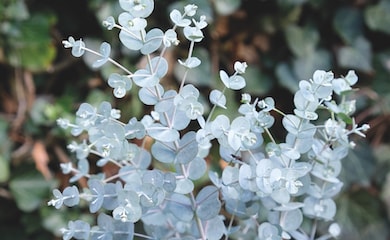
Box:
[1,0,390,239]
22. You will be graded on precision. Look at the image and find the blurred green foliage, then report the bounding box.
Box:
[1,0,390,239]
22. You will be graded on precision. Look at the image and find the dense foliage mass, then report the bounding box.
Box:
[48,1,370,239]
[1,0,390,239]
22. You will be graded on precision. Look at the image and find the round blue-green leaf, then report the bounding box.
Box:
[163,172,177,192]
[147,123,179,142]
[178,57,201,69]
[71,220,91,239]
[102,182,120,210]
[139,84,164,105]
[258,222,281,240]
[230,75,246,90]
[205,216,226,240]
[209,89,226,109]
[170,9,191,27]
[63,185,80,207]
[167,193,194,222]
[93,213,114,239]
[113,217,135,240]
[282,114,301,135]
[133,69,159,88]
[119,0,154,18]
[187,157,207,180]
[239,164,257,192]
[151,141,175,163]
[141,28,163,55]
[71,39,85,57]
[151,56,169,78]
[222,166,239,186]
[211,115,230,138]
[177,131,198,164]
[303,196,336,220]
[93,42,111,68]
[119,30,143,51]
[196,185,221,220]
[88,179,105,213]
[175,178,194,194]
[279,209,303,231]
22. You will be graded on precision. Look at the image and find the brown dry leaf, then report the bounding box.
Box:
[213,16,230,39]
[236,42,259,63]
[32,140,52,180]
[252,34,270,52]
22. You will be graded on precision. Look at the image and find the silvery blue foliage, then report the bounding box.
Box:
[50,1,369,239]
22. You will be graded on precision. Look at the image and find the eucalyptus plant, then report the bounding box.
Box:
[48,0,369,239]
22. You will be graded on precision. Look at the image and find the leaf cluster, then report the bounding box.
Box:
[48,1,372,240]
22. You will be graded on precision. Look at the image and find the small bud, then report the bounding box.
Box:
[102,16,115,30]
[57,118,70,129]
[329,223,341,237]
[241,93,251,103]
[361,124,370,131]
[184,4,197,16]
[234,61,248,74]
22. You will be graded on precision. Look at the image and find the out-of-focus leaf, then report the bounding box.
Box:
[6,13,57,72]
[336,190,389,240]
[174,48,212,87]
[9,166,56,212]
[372,144,390,185]
[340,141,375,188]
[0,156,10,183]
[278,0,307,6]
[293,49,332,80]
[0,119,11,182]
[364,0,390,34]
[2,0,29,20]
[285,24,319,57]
[32,141,51,180]
[336,37,372,73]
[372,51,390,95]
[168,0,213,24]
[333,7,364,44]
[243,66,273,95]
[275,62,299,93]
[213,0,241,16]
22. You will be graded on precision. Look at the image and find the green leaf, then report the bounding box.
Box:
[336,37,372,73]
[0,119,11,182]
[2,0,29,21]
[196,186,221,220]
[6,13,57,71]
[243,66,273,95]
[333,7,364,44]
[340,141,375,188]
[364,0,390,34]
[336,190,389,240]
[293,49,332,80]
[205,216,226,240]
[0,156,10,183]
[9,166,55,212]
[275,62,299,93]
[372,51,390,95]
[285,24,319,57]
[213,0,241,15]
[278,0,307,6]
